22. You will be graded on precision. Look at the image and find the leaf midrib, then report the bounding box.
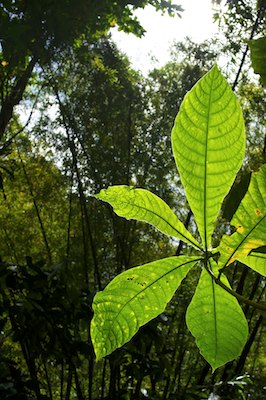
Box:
[98,257,201,326]
[203,72,215,251]
[223,213,266,267]
[249,253,266,260]
[115,197,202,250]
[209,263,218,367]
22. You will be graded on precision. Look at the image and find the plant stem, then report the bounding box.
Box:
[205,267,266,313]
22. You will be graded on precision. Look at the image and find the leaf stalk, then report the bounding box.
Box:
[205,266,266,313]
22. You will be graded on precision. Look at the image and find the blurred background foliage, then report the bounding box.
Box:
[0,0,265,399]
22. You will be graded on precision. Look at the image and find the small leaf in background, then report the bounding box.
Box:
[172,64,245,250]
[218,164,266,267]
[186,262,248,371]
[247,36,266,87]
[96,185,202,250]
[91,255,200,360]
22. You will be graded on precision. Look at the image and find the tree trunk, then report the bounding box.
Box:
[0,57,36,138]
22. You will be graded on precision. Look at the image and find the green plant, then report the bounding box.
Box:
[90,65,266,371]
[247,36,266,87]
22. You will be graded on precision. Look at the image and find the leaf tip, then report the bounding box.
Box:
[94,189,104,199]
[94,350,104,362]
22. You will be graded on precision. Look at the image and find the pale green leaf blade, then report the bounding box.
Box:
[218,164,266,267]
[186,262,248,371]
[171,64,245,250]
[91,255,200,360]
[237,252,266,277]
[96,185,202,250]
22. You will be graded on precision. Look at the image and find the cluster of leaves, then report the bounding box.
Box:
[0,0,183,150]
[213,0,266,58]
[0,255,93,399]
[0,0,182,55]
[91,65,266,371]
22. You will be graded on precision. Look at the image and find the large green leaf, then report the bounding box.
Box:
[237,252,266,277]
[247,37,266,87]
[218,164,266,268]
[186,262,248,371]
[171,64,245,250]
[96,185,202,250]
[91,255,200,359]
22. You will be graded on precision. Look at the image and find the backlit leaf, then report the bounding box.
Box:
[218,164,266,267]
[237,252,266,277]
[91,255,200,360]
[171,64,245,250]
[96,185,202,250]
[186,261,248,371]
[247,37,266,87]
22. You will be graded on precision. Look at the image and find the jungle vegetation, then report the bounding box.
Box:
[0,1,265,399]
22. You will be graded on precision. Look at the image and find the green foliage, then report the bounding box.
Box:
[1,2,266,396]
[0,0,182,59]
[247,36,266,86]
[96,186,201,249]
[91,255,200,359]
[0,256,93,399]
[0,0,183,143]
[91,64,265,371]
[186,261,248,371]
[218,165,266,269]
[213,0,266,60]
[0,144,69,263]
[238,250,266,276]
[171,64,245,249]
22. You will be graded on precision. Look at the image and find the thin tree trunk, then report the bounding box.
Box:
[52,86,102,290]
[65,163,74,268]
[7,296,42,399]
[134,376,144,399]
[108,361,117,400]
[16,143,52,264]
[0,57,36,138]
[234,314,263,375]
[65,364,73,400]
[100,359,107,400]
[73,363,85,400]
[60,360,64,400]
[43,357,53,400]
[88,355,94,400]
